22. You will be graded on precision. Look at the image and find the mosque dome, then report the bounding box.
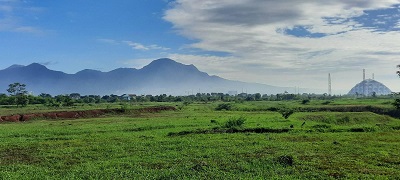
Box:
[348,79,392,96]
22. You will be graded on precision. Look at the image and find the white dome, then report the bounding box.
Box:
[348,79,391,96]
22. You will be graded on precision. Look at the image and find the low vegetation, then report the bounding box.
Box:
[1,99,400,179]
[1,82,400,178]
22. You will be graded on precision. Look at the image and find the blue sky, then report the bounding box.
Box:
[1,0,400,94]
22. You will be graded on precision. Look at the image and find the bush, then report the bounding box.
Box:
[321,101,331,105]
[223,117,246,129]
[210,119,218,123]
[120,103,130,112]
[312,124,331,129]
[215,103,232,111]
[279,109,294,119]
[393,99,400,109]
[276,155,294,166]
[301,99,310,104]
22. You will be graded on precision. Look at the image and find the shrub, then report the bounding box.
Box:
[301,99,310,104]
[321,101,331,105]
[279,109,294,119]
[312,124,331,129]
[223,117,246,129]
[393,99,400,109]
[215,103,232,111]
[210,119,218,123]
[276,155,294,166]
[120,103,130,112]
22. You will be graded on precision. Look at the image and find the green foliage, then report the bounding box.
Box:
[177,101,191,110]
[393,99,400,109]
[223,117,246,129]
[7,83,27,96]
[7,83,29,107]
[279,108,294,119]
[16,95,29,107]
[276,155,294,166]
[301,99,310,104]
[55,95,75,107]
[210,119,218,123]
[215,103,232,111]
[183,101,191,106]
[120,103,130,112]
[321,101,331,105]
[1,100,400,179]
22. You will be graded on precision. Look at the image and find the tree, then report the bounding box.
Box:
[395,65,400,109]
[7,83,27,96]
[397,65,400,77]
[55,95,74,106]
[393,99,400,109]
[279,108,294,119]
[7,83,29,107]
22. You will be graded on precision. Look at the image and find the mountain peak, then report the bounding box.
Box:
[147,58,179,66]
[5,64,25,70]
[26,63,49,70]
[143,58,195,70]
[77,69,103,74]
[0,58,286,95]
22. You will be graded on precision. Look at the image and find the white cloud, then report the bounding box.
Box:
[14,26,43,34]
[123,41,150,50]
[148,44,170,51]
[123,40,170,51]
[97,38,120,45]
[98,39,170,51]
[164,0,400,93]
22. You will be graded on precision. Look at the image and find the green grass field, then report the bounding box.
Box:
[1,100,400,179]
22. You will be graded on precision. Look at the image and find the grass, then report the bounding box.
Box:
[0,100,400,179]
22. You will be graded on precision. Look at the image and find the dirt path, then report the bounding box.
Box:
[0,106,176,122]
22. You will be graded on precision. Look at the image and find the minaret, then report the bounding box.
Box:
[363,69,366,81]
[363,69,366,96]
[328,73,332,96]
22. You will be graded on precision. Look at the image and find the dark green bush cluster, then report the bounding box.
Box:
[276,155,294,166]
[312,124,331,129]
[223,117,246,129]
[301,99,310,104]
[279,109,294,119]
[392,99,400,109]
[120,103,130,112]
[321,101,331,105]
[215,103,232,111]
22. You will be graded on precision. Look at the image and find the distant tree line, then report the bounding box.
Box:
[0,82,395,108]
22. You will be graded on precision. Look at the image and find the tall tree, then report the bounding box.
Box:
[7,83,27,96]
[7,83,29,107]
[394,65,400,109]
[397,65,400,77]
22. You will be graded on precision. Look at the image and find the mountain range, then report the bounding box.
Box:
[0,58,301,95]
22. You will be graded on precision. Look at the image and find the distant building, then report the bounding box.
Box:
[69,93,81,100]
[238,93,248,98]
[348,79,391,96]
[121,94,131,101]
[228,91,237,96]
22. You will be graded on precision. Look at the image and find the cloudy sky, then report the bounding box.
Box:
[1,0,400,94]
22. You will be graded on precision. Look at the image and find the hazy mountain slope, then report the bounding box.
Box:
[0,58,295,95]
